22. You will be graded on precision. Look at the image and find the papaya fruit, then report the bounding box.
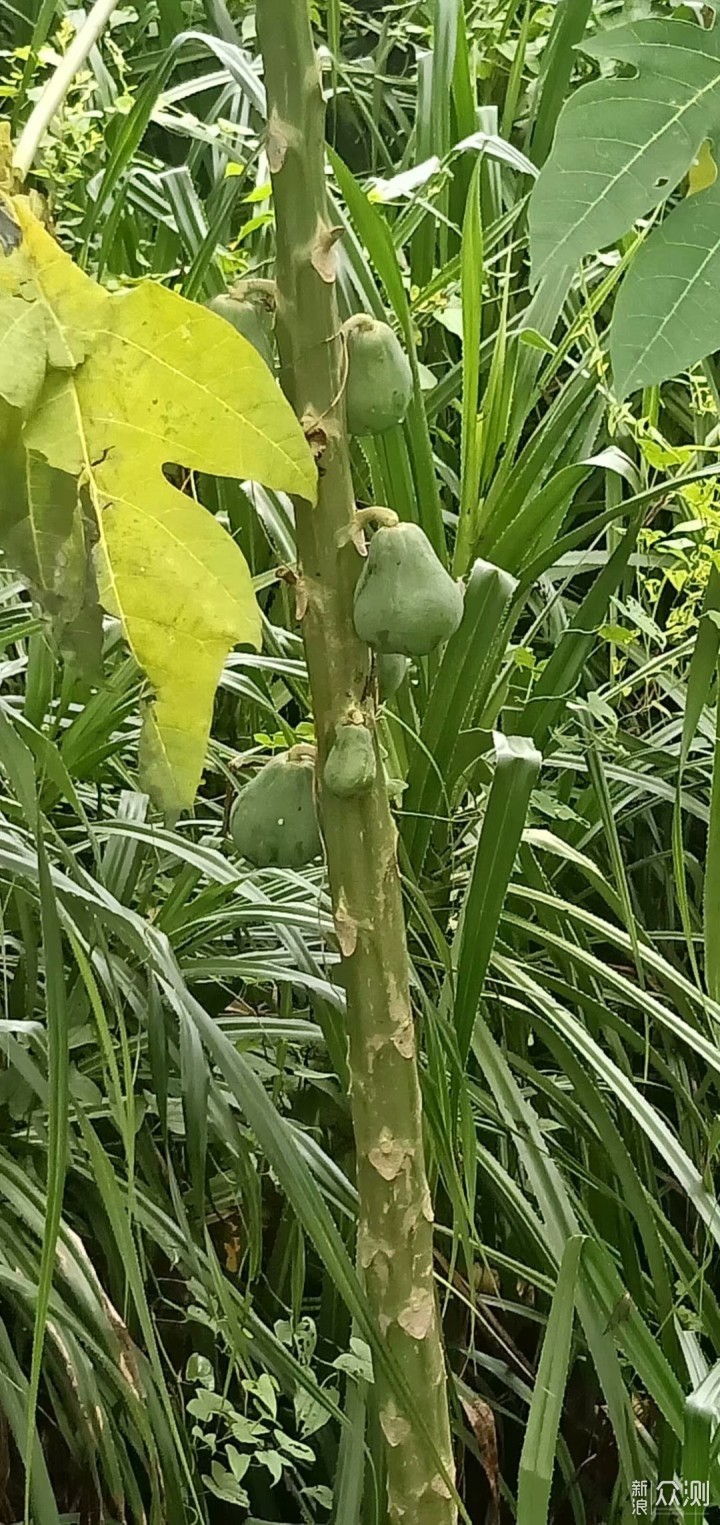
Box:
[353,522,464,657]
[324,723,376,798]
[343,314,413,435]
[230,751,321,868]
[377,652,409,700]
[207,290,275,371]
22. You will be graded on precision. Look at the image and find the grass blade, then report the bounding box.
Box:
[517,1235,584,1525]
[23,830,68,1523]
[454,733,540,1064]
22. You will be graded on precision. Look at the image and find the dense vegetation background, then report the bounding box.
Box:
[2,0,720,1521]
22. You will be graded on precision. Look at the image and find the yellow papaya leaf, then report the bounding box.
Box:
[0,200,103,669]
[0,196,96,366]
[688,139,717,196]
[0,405,82,613]
[0,403,101,668]
[0,295,48,411]
[1,196,317,812]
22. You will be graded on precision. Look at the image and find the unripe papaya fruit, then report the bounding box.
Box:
[324,723,376,798]
[377,652,409,700]
[353,522,464,657]
[230,751,320,868]
[343,314,413,435]
[207,291,275,371]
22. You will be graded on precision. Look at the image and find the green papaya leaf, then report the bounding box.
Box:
[610,177,720,397]
[528,19,720,395]
[529,21,720,285]
[0,195,316,811]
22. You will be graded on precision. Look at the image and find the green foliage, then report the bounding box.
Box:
[517,1236,583,1525]
[3,0,720,1522]
[185,1348,318,1507]
[612,177,720,396]
[529,17,720,394]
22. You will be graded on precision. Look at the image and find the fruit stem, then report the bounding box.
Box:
[354,505,400,532]
[256,3,457,1521]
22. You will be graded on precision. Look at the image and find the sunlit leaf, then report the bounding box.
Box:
[0,194,316,810]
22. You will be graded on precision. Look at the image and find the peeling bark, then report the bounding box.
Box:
[256,2,457,1520]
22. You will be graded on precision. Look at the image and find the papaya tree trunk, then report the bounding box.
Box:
[255,2,457,1521]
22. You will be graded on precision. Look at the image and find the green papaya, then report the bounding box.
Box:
[207,290,275,371]
[353,522,464,657]
[324,723,376,798]
[230,751,321,868]
[343,314,413,435]
[377,652,409,700]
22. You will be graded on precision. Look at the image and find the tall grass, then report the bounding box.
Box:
[1,0,720,1521]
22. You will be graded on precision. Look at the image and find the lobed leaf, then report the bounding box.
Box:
[610,178,720,396]
[0,195,316,811]
[529,21,720,286]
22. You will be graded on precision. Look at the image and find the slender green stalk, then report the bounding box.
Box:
[256,3,456,1520]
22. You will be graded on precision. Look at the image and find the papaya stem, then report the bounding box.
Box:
[256,2,457,1521]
